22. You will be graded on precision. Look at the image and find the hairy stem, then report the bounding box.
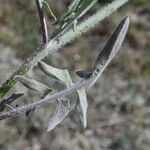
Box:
[0,0,128,99]
[0,79,93,120]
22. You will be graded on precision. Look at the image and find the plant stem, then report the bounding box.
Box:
[0,0,128,100]
[0,79,93,120]
[36,0,48,46]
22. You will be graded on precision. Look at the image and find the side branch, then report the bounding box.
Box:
[0,79,93,120]
[36,0,48,46]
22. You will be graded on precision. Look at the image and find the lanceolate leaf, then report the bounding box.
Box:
[47,97,72,132]
[89,17,130,88]
[77,87,88,128]
[94,17,129,67]
[38,61,73,87]
[75,17,130,126]
[42,0,57,21]
[15,75,52,96]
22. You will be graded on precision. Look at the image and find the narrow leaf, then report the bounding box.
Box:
[47,97,71,132]
[94,17,130,68]
[42,0,57,21]
[15,75,52,96]
[75,17,130,124]
[77,87,88,128]
[90,17,130,88]
[38,61,73,87]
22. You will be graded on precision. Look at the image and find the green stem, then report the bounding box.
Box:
[0,0,128,99]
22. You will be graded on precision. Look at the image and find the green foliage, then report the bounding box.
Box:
[0,0,129,132]
[42,0,57,21]
[15,75,52,96]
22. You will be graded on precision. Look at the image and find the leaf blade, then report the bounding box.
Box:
[94,17,130,68]
[38,61,73,87]
[47,97,72,132]
[15,75,52,96]
[89,17,130,88]
[77,87,88,128]
[42,0,57,21]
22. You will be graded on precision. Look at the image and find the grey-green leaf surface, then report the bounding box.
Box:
[75,17,130,126]
[89,17,130,88]
[47,97,71,132]
[77,87,88,128]
[15,75,52,96]
[38,61,73,88]
[38,61,88,129]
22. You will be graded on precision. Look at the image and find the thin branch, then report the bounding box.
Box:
[0,78,93,120]
[36,0,48,46]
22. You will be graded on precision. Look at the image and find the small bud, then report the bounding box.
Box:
[76,69,92,79]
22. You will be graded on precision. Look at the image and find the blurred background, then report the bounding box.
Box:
[0,0,149,149]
